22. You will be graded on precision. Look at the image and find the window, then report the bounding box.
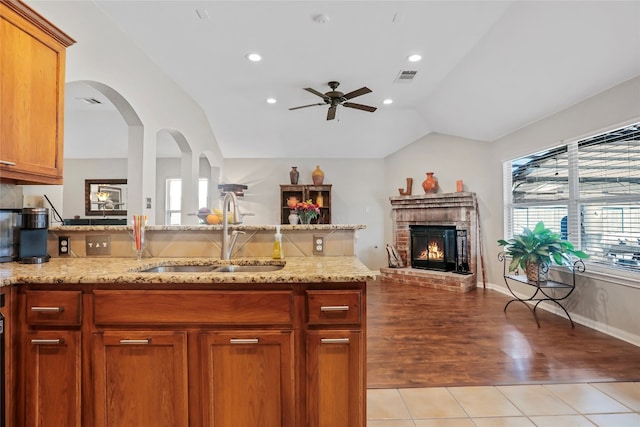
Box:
[165,178,209,225]
[505,122,640,272]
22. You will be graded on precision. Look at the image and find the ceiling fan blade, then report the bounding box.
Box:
[327,106,337,120]
[304,87,330,101]
[343,87,371,100]
[343,102,377,113]
[289,102,325,111]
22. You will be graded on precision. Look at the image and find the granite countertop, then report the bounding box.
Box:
[0,256,375,286]
[49,224,367,232]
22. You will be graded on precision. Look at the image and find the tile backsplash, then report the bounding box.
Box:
[0,184,23,209]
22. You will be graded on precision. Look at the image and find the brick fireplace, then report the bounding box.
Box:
[380,192,478,292]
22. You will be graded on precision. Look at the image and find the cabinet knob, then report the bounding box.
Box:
[229,338,259,344]
[119,339,151,345]
[320,338,350,344]
[320,305,349,312]
[31,306,64,313]
[31,339,63,345]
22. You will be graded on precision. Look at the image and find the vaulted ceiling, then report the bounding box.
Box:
[37,1,640,159]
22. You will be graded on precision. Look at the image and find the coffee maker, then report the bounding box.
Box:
[0,209,21,263]
[19,207,50,264]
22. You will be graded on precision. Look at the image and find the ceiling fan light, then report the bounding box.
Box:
[383,99,393,105]
[408,54,422,62]
[266,98,277,104]
[246,52,262,62]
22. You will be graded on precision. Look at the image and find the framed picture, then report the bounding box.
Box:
[85,179,127,216]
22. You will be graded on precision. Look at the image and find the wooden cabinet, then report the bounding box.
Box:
[19,290,83,427]
[200,330,295,427]
[305,289,365,427]
[280,184,332,224]
[0,0,75,184]
[92,331,189,427]
[16,282,366,427]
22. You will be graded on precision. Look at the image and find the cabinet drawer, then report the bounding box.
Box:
[306,290,361,325]
[25,290,82,326]
[93,290,293,326]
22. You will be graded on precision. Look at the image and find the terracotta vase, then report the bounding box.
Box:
[422,172,439,194]
[312,165,325,185]
[289,166,299,184]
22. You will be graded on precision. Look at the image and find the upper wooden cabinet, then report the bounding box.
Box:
[0,0,75,184]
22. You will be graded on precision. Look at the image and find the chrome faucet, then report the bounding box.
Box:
[221,192,244,259]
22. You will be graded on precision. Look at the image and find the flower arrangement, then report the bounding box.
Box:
[294,199,320,224]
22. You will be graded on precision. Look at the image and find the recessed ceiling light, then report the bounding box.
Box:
[312,13,330,24]
[383,99,393,105]
[266,98,277,104]
[408,54,422,62]
[195,9,209,19]
[246,53,262,62]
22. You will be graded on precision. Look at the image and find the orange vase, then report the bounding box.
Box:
[312,165,325,185]
[422,172,438,194]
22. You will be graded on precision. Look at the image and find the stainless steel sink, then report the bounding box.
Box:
[213,265,284,273]
[140,264,284,273]
[141,265,217,273]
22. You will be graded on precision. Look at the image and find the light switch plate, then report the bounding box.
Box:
[313,235,325,255]
[86,235,111,255]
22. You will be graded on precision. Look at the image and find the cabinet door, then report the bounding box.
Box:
[306,330,364,427]
[24,330,81,427]
[0,4,67,184]
[92,331,189,427]
[200,330,295,427]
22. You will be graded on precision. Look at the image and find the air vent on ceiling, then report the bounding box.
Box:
[394,70,418,83]
[77,97,102,105]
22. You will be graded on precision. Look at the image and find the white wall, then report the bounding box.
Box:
[222,159,388,269]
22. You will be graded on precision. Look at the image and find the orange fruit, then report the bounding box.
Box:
[206,214,221,225]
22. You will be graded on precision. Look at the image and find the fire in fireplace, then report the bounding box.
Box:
[410,225,457,271]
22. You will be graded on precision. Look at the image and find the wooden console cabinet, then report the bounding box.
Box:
[16,282,366,427]
[0,0,75,184]
[280,184,332,224]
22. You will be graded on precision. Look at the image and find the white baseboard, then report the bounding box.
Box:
[485,281,640,348]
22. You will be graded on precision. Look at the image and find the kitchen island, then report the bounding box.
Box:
[2,256,374,427]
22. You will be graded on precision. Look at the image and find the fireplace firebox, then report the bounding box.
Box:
[410,225,457,271]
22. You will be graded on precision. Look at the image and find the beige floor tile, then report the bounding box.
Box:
[545,383,633,414]
[471,417,535,427]
[367,420,416,427]
[413,419,475,427]
[586,412,640,426]
[447,386,523,418]
[591,382,640,411]
[367,389,412,420]
[399,387,467,418]
[528,415,597,426]
[497,384,577,416]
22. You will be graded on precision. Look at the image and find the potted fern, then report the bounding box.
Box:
[498,221,588,282]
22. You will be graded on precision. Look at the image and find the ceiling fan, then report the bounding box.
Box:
[289,81,377,120]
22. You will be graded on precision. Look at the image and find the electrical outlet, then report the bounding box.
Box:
[313,235,325,255]
[86,235,111,255]
[58,236,70,256]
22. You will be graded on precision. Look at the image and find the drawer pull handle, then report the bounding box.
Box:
[31,339,63,345]
[320,305,349,312]
[230,338,259,344]
[321,338,350,344]
[119,339,150,345]
[0,160,16,167]
[31,306,64,313]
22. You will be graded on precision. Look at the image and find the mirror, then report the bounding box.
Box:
[85,179,127,216]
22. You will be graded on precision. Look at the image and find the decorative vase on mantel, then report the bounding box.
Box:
[289,166,299,184]
[422,172,439,194]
